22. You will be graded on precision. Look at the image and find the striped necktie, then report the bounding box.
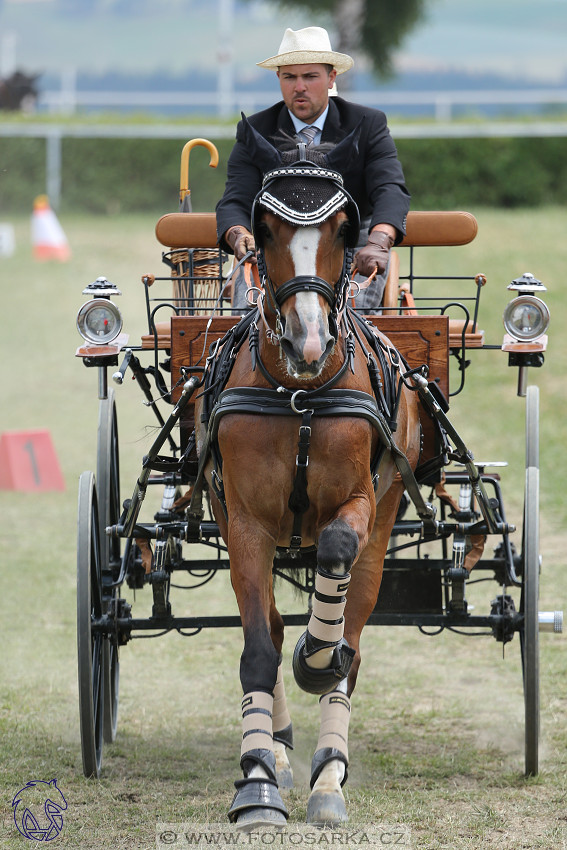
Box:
[299,125,318,146]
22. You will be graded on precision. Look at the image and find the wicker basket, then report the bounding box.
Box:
[169,247,223,316]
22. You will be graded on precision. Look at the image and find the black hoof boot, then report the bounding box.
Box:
[228,777,288,831]
[292,632,355,695]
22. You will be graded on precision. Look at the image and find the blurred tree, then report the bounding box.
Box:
[248,0,428,80]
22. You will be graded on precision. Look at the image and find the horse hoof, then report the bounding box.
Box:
[276,765,294,791]
[234,807,287,832]
[306,791,348,827]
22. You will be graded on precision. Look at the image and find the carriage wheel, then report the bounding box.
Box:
[97,390,120,573]
[77,471,105,778]
[97,392,121,743]
[520,385,540,776]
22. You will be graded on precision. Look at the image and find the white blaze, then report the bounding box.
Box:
[289,227,324,324]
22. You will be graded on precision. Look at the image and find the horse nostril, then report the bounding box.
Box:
[280,335,296,362]
[323,336,335,360]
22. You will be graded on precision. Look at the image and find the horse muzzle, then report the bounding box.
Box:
[275,276,337,378]
[280,303,335,378]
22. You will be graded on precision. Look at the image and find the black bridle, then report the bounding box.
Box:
[256,249,352,345]
[251,160,360,343]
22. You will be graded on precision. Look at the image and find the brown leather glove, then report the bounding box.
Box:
[353,230,394,277]
[225,225,257,263]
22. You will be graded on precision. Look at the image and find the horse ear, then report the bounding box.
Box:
[238,113,283,173]
[324,118,365,172]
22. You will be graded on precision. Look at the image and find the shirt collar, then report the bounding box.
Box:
[288,104,329,136]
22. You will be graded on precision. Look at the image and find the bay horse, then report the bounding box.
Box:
[194,121,421,830]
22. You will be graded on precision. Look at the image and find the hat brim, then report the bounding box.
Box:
[257,50,353,75]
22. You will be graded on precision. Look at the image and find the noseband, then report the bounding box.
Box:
[251,160,360,342]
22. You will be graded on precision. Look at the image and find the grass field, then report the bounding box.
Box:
[1,208,566,849]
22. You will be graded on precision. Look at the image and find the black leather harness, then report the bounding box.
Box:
[188,305,433,551]
[186,156,434,546]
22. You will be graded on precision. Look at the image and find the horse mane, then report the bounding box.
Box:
[271,130,336,168]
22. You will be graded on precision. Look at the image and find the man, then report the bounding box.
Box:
[216,26,410,311]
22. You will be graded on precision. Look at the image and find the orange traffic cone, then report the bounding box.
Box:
[31,195,70,261]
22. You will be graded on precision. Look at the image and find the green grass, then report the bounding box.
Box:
[1,208,566,849]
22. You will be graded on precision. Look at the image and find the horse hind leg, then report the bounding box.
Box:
[307,679,351,826]
[292,518,358,695]
[272,659,294,790]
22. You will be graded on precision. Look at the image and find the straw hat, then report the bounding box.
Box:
[257,27,354,75]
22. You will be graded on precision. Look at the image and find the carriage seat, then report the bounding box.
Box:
[141,213,220,349]
[142,210,484,350]
[382,210,484,348]
[155,212,218,249]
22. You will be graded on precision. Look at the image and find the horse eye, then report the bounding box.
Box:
[336,222,349,241]
[257,222,272,242]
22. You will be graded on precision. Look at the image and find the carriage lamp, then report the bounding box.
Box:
[502,273,549,397]
[503,273,549,342]
[76,276,123,345]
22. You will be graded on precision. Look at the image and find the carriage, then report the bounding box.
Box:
[75,137,561,827]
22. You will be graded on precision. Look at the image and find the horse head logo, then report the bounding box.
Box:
[12,779,67,841]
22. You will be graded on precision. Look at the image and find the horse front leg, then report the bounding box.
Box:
[306,481,409,826]
[291,504,371,826]
[227,531,289,832]
[292,512,366,696]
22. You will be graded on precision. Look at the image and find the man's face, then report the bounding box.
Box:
[277,63,337,124]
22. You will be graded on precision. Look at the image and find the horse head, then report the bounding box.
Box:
[242,116,361,379]
[0,71,39,111]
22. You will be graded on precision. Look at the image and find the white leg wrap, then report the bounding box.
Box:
[306,572,351,669]
[240,691,273,759]
[272,662,291,736]
[316,690,351,763]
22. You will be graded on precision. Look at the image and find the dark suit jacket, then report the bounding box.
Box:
[215,96,410,250]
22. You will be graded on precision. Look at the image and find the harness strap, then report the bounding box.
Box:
[275,275,335,308]
[205,384,435,534]
[287,409,313,550]
[207,387,385,441]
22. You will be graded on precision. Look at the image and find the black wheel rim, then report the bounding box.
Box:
[97,392,121,743]
[77,471,104,777]
[521,386,540,777]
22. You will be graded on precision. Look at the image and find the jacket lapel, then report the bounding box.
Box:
[321,98,346,143]
[275,103,296,138]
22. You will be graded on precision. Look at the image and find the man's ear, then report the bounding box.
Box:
[328,68,337,89]
[237,113,283,173]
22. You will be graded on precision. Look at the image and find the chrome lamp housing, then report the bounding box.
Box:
[503,273,549,343]
[77,276,123,345]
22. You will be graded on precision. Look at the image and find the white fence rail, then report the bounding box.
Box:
[2,119,566,210]
[37,87,567,122]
